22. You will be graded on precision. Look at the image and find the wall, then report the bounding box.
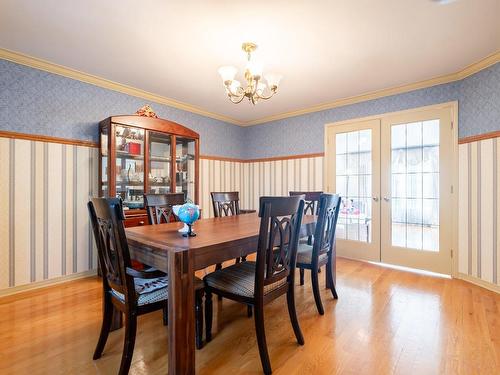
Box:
[458,137,500,289]
[1,57,500,294]
[0,59,245,159]
[199,156,323,218]
[243,63,500,159]
[0,138,98,290]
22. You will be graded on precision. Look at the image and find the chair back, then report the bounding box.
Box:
[88,198,135,301]
[211,191,241,217]
[144,193,185,224]
[311,194,341,264]
[255,196,305,297]
[289,191,322,215]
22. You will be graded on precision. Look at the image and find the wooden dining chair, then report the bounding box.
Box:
[211,191,255,267]
[144,192,185,225]
[296,193,341,315]
[290,191,323,284]
[289,191,322,216]
[89,198,205,375]
[89,197,170,374]
[204,196,305,375]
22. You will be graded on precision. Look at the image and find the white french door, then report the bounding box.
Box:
[326,105,455,275]
[325,119,381,262]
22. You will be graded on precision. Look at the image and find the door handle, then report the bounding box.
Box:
[383,197,390,202]
[372,197,379,202]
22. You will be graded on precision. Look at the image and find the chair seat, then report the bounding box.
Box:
[296,243,328,265]
[204,261,287,299]
[112,276,204,306]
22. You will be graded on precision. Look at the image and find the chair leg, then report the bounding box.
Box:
[311,267,324,315]
[205,290,213,342]
[254,304,272,375]
[215,263,222,271]
[162,304,168,326]
[241,255,247,262]
[93,294,113,360]
[326,257,338,299]
[247,305,253,318]
[118,313,137,375]
[286,285,304,346]
[195,291,204,350]
[299,268,305,286]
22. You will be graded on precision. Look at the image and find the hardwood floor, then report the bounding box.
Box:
[0,258,499,375]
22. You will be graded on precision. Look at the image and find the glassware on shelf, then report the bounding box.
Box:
[148,132,171,194]
[175,138,196,201]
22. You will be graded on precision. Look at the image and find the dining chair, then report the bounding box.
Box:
[211,191,255,267]
[144,193,206,349]
[290,191,323,284]
[144,192,185,225]
[204,196,305,375]
[296,193,341,315]
[89,198,204,375]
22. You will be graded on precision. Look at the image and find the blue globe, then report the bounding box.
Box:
[177,203,200,225]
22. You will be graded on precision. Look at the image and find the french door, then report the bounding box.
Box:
[326,106,455,274]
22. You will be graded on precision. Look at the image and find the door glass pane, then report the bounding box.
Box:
[336,129,372,243]
[115,125,145,209]
[176,138,196,202]
[390,120,440,251]
[149,132,171,194]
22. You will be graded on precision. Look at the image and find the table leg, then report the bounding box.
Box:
[168,250,195,375]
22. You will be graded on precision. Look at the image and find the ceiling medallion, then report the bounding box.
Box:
[218,42,282,105]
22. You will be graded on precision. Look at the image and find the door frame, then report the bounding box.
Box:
[324,101,459,276]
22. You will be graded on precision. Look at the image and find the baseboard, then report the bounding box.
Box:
[0,269,98,299]
[457,272,500,294]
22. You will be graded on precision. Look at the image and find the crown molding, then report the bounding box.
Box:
[0,48,245,126]
[243,50,500,126]
[1,47,499,127]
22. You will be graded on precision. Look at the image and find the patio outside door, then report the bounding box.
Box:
[325,105,455,275]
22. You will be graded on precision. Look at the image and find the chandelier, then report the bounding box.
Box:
[218,42,282,105]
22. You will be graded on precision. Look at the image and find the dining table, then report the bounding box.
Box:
[123,212,327,374]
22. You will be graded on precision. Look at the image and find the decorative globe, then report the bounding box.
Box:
[177,203,200,225]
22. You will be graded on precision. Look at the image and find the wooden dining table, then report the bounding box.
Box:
[124,213,325,374]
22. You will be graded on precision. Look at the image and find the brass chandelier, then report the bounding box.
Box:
[218,42,282,105]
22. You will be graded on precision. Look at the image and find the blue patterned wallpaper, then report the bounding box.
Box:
[0,59,245,158]
[1,58,499,160]
[243,62,500,159]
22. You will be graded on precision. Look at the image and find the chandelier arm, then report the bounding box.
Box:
[228,94,246,104]
[255,89,277,100]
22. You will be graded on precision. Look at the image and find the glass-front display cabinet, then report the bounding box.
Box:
[99,115,199,227]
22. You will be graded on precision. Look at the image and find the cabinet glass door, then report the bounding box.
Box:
[115,125,145,209]
[100,126,108,197]
[148,132,171,194]
[176,137,196,201]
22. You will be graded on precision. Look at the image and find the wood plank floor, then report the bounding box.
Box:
[1,258,499,375]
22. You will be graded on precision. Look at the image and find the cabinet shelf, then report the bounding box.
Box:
[99,115,199,226]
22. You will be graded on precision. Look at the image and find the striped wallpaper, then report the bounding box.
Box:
[458,137,500,287]
[199,156,324,218]
[0,137,98,291]
[1,134,499,294]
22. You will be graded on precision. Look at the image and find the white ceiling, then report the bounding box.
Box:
[1,0,499,124]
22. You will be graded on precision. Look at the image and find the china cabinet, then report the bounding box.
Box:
[99,115,199,227]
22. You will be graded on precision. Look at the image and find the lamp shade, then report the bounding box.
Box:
[256,82,266,95]
[227,80,241,94]
[265,73,282,89]
[218,66,238,82]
